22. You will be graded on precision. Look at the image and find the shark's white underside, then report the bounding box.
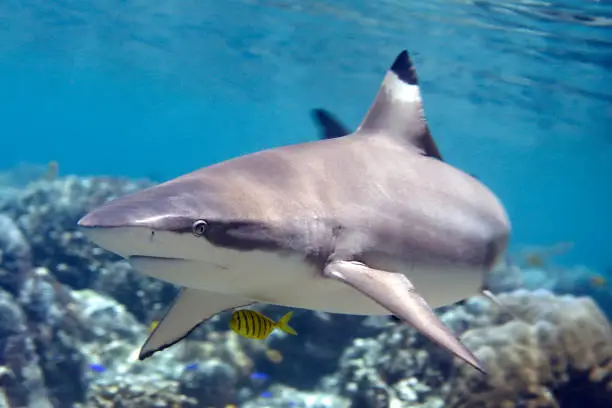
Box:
[89,226,483,314]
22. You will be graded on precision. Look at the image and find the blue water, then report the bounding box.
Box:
[1,0,611,271]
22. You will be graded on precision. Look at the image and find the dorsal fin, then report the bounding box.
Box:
[310,108,351,139]
[356,50,443,161]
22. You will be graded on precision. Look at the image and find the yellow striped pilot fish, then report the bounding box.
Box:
[230,309,297,340]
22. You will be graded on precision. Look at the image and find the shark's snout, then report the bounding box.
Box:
[77,198,198,260]
[78,202,140,229]
[78,179,211,232]
[78,199,194,232]
[77,182,210,259]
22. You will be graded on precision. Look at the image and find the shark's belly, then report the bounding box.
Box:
[127,250,385,314]
[280,260,483,313]
[128,247,482,315]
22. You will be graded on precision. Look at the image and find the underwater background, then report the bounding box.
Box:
[0,0,611,407]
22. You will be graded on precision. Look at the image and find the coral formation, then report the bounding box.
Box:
[0,287,52,408]
[448,289,612,408]
[0,214,32,293]
[319,304,468,407]
[321,289,612,408]
[1,177,136,283]
[79,375,197,408]
[487,255,612,320]
[242,384,350,408]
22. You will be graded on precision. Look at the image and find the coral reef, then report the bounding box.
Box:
[0,214,32,293]
[448,289,612,408]
[79,375,197,408]
[0,287,52,408]
[242,384,350,408]
[319,299,478,408]
[322,288,612,408]
[487,253,612,320]
[1,177,134,288]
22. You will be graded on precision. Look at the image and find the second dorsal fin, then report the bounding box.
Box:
[356,50,443,161]
[310,108,351,139]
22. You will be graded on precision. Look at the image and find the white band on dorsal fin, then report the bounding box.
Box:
[355,50,442,161]
[382,70,422,104]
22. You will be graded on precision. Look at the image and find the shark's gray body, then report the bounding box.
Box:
[78,50,510,372]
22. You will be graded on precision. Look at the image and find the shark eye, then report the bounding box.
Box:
[191,220,208,237]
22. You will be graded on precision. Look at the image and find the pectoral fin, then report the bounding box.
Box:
[323,260,486,373]
[139,288,253,360]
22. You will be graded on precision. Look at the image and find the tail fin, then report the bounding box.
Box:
[276,311,297,335]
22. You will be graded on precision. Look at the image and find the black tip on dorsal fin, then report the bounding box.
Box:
[390,50,418,86]
[356,49,444,162]
[310,108,351,139]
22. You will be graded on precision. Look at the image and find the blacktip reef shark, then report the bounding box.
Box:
[78,50,510,373]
